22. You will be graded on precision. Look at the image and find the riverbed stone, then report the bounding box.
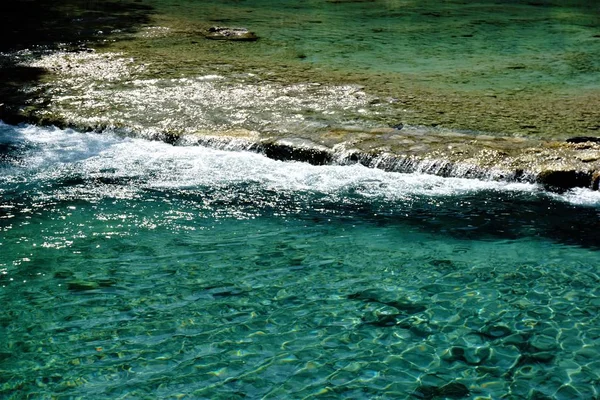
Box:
[413,382,470,399]
[262,138,333,165]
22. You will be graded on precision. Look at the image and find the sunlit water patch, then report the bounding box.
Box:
[1,123,600,399]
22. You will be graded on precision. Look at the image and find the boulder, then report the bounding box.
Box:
[205,26,258,41]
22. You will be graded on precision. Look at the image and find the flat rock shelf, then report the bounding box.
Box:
[182,128,600,192]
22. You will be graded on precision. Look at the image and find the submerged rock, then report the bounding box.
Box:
[67,281,100,291]
[413,382,470,399]
[205,26,258,41]
[364,314,401,327]
[478,324,512,340]
[348,291,427,314]
[442,346,491,366]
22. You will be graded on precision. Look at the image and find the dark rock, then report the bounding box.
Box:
[211,289,246,298]
[530,391,553,400]
[385,301,427,314]
[348,292,375,301]
[442,346,489,366]
[504,352,555,379]
[98,278,117,287]
[413,385,438,399]
[344,150,375,166]
[527,351,555,363]
[566,136,600,144]
[475,365,504,377]
[54,270,75,279]
[502,332,533,352]
[263,141,332,165]
[429,259,456,273]
[449,346,465,359]
[396,320,435,338]
[536,170,593,191]
[438,382,470,398]
[205,26,258,41]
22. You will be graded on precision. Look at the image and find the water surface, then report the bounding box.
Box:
[1,123,599,398]
[146,0,600,92]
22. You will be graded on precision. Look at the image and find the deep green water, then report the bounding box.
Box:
[1,123,600,398]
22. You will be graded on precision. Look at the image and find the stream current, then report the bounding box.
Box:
[1,0,600,398]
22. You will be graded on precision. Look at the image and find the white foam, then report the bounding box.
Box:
[549,187,600,207]
[1,123,598,206]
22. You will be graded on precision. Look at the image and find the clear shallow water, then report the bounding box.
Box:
[1,123,600,399]
[147,0,600,92]
[5,0,599,143]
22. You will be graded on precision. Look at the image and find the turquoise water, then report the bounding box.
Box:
[1,123,600,398]
[1,1,599,398]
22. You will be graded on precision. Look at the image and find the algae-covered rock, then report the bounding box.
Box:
[6,46,600,192]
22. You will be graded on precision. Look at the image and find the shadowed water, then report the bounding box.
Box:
[1,123,599,398]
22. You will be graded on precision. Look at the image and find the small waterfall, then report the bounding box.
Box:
[170,134,548,187]
[178,134,259,152]
[333,149,538,184]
